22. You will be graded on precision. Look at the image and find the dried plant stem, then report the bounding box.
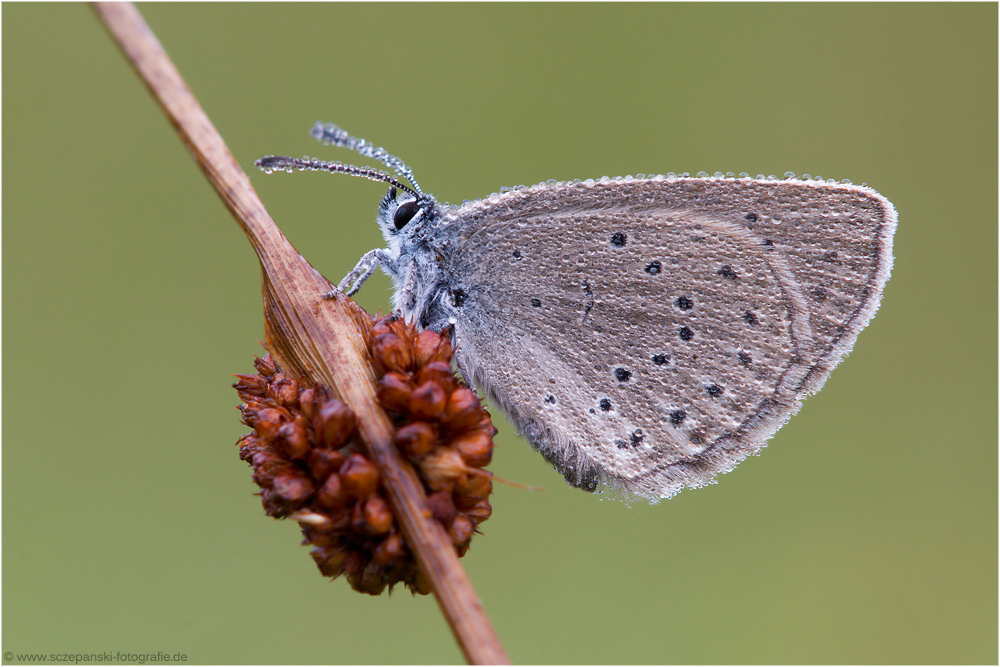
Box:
[93,4,508,664]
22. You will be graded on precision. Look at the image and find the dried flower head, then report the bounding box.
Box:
[234,315,494,595]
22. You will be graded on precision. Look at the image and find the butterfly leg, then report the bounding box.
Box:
[324,249,393,299]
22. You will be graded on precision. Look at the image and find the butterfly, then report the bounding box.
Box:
[257,123,896,502]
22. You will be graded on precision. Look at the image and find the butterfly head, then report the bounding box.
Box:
[377,186,439,246]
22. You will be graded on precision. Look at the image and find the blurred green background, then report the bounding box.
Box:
[3,3,995,664]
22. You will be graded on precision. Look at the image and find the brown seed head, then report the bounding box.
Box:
[308,448,346,484]
[394,421,438,458]
[268,376,300,409]
[362,494,394,534]
[372,532,406,567]
[376,372,413,413]
[442,386,486,431]
[353,559,390,596]
[414,360,455,389]
[425,490,458,527]
[450,429,494,467]
[251,454,290,488]
[234,314,495,595]
[371,314,408,339]
[253,354,278,377]
[340,453,380,498]
[372,332,413,375]
[411,565,434,596]
[418,446,469,492]
[315,472,350,511]
[413,329,453,366]
[271,470,315,511]
[464,498,493,524]
[277,418,310,460]
[409,380,448,420]
[233,373,268,397]
[455,473,493,509]
[313,398,358,449]
[297,386,322,423]
[253,406,292,440]
[448,514,474,548]
[312,545,349,578]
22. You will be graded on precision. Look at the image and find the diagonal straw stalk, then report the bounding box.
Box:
[92,3,508,664]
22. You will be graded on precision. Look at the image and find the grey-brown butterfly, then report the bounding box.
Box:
[257,123,896,503]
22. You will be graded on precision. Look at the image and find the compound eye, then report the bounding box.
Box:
[393,200,420,230]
